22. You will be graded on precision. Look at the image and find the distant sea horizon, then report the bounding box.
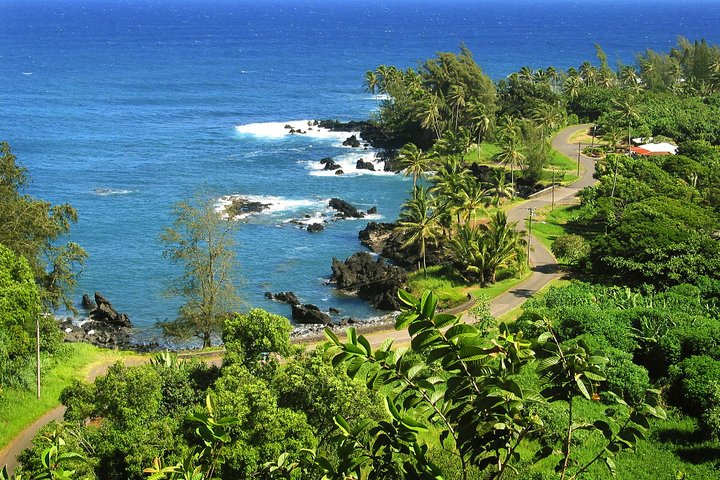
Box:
[2,0,719,345]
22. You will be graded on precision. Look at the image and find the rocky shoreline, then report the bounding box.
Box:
[57,120,412,353]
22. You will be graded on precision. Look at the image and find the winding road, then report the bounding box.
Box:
[0,125,596,475]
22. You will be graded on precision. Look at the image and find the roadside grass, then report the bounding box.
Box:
[408,265,533,311]
[494,278,572,324]
[407,266,468,309]
[0,343,136,448]
[547,148,576,171]
[531,204,580,252]
[568,126,596,144]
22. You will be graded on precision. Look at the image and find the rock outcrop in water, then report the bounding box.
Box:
[224,196,271,218]
[61,292,145,350]
[330,252,407,311]
[320,157,342,171]
[291,303,333,325]
[329,198,365,219]
[356,158,375,171]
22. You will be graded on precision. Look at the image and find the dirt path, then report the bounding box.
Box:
[0,125,596,474]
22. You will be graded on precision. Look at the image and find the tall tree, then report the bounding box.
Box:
[484,211,525,283]
[398,143,427,194]
[496,135,526,198]
[160,193,242,348]
[0,142,87,313]
[397,187,440,274]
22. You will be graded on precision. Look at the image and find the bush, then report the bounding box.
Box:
[604,347,651,406]
[555,306,637,352]
[669,355,720,418]
[551,234,590,265]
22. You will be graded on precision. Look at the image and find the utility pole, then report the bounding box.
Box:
[36,317,40,399]
[527,207,535,267]
[577,142,581,177]
[551,166,556,210]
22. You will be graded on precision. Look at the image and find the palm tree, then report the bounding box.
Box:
[495,135,526,199]
[447,84,466,130]
[484,211,524,283]
[532,102,566,140]
[416,92,444,139]
[433,128,471,157]
[448,223,491,285]
[467,102,491,160]
[518,66,535,83]
[486,169,514,206]
[363,70,378,96]
[612,96,640,152]
[620,66,642,93]
[497,115,522,142]
[563,75,583,100]
[398,187,441,274]
[431,157,471,224]
[579,61,598,86]
[456,177,488,224]
[398,143,427,194]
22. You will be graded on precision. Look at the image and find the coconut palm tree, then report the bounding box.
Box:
[495,135,526,199]
[448,223,491,284]
[415,92,444,139]
[563,74,583,100]
[532,102,566,140]
[456,177,488,225]
[497,115,522,143]
[363,70,378,96]
[398,143,427,194]
[484,211,524,283]
[620,66,642,93]
[486,169,514,206]
[518,66,535,83]
[431,157,471,224]
[447,84,466,130]
[466,101,491,160]
[398,187,441,274]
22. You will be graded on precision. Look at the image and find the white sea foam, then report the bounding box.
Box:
[306,150,395,177]
[234,120,360,141]
[93,188,136,196]
[216,194,329,220]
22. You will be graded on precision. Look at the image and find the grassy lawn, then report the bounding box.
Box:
[464,142,501,164]
[568,126,596,144]
[407,266,469,309]
[531,204,579,251]
[0,343,137,448]
[546,148,577,171]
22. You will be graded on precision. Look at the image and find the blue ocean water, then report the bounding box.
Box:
[2,0,719,342]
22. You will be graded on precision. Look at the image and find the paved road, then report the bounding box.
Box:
[0,125,596,474]
[489,124,596,317]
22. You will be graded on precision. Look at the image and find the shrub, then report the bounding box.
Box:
[604,347,651,406]
[657,316,720,370]
[669,355,720,418]
[551,234,591,265]
[555,306,637,352]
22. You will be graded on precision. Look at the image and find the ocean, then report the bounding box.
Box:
[2,0,719,344]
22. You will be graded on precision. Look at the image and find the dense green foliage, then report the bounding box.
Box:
[366,46,496,151]
[0,142,87,313]
[518,281,720,447]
